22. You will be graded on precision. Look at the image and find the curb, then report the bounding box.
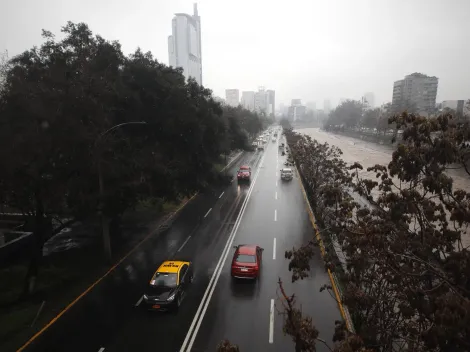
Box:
[220,150,244,172]
[17,193,198,352]
[292,160,355,333]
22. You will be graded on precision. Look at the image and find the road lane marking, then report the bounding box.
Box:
[135,295,143,307]
[219,191,224,198]
[177,236,192,252]
[275,191,277,200]
[274,209,277,222]
[276,180,278,187]
[16,192,199,352]
[273,238,276,260]
[98,348,105,352]
[276,171,278,177]
[204,208,212,218]
[269,299,274,343]
[180,153,266,352]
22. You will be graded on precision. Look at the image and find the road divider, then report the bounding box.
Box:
[180,152,266,352]
[293,162,355,333]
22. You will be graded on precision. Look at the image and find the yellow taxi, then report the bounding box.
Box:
[142,260,194,311]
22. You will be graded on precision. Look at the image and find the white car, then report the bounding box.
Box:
[280,168,293,181]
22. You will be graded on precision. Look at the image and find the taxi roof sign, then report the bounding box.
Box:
[156,260,190,274]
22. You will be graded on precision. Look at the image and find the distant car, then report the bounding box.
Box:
[237,165,251,182]
[142,260,193,311]
[280,168,293,181]
[231,244,264,280]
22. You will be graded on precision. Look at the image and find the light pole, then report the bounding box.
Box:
[95,121,147,262]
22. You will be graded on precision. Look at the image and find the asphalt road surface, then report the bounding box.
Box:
[23,131,341,352]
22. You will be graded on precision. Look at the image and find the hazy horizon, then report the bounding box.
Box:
[2,0,469,108]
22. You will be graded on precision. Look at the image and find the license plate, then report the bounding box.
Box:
[152,304,160,309]
[241,268,248,272]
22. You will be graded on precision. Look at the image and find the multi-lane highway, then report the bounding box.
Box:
[21,129,341,352]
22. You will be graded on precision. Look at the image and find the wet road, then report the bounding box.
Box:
[23,131,341,352]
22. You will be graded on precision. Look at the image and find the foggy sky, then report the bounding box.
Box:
[1,0,469,107]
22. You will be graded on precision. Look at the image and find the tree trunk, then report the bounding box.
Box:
[21,193,49,299]
[109,213,122,241]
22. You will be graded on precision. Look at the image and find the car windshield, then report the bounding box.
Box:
[235,254,256,263]
[150,272,178,288]
[239,168,249,172]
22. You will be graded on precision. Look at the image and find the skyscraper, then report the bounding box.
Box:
[225,89,240,107]
[324,99,331,114]
[168,3,202,85]
[267,90,275,116]
[241,91,255,111]
[363,92,375,108]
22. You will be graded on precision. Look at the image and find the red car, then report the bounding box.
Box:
[237,166,251,182]
[231,244,264,279]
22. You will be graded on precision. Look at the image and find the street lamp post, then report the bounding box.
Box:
[95,121,147,262]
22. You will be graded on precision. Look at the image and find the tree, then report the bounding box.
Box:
[0,21,264,297]
[266,113,470,351]
[361,108,380,129]
[325,100,363,128]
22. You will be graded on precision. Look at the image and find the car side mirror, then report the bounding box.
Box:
[233,245,237,249]
[261,248,264,251]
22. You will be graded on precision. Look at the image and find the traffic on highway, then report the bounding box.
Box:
[21,126,341,352]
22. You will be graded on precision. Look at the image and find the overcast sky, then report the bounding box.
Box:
[1,0,469,107]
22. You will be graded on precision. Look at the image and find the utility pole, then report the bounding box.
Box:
[95,121,146,262]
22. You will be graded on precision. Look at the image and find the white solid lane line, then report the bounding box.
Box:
[135,295,143,307]
[269,299,275,343]
[273,238,276,260]
[177,236,192,252]
[275,191,277,200]
[219,191,224,199]
[274,209,277,222]
[204,208,212,218]
[180,153,266,352]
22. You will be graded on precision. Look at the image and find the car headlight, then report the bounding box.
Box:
[167,293,175,302]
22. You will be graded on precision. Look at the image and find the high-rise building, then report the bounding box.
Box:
[363,92,375,108]
[225,89,240,107]
[288,99,306,121]
[241,91,255,111]
[254,87,269,115]
[324,99,331,114]
[392,72,438,114]
[168,3,202,85]
[306,101,316,111]
[267,90,275,116]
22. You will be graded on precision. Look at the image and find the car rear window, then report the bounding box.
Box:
[236,254,256,263]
